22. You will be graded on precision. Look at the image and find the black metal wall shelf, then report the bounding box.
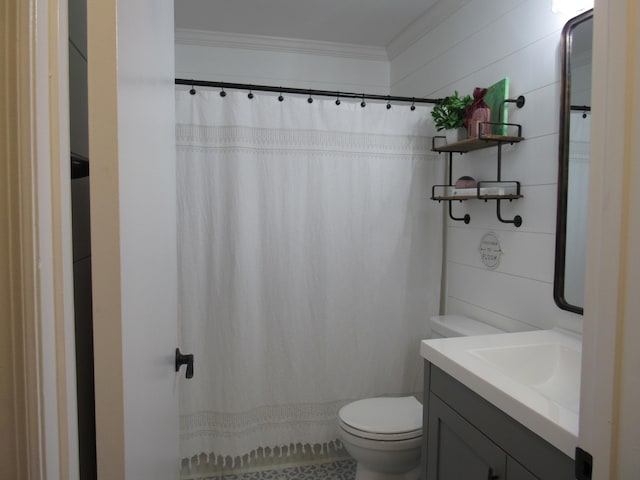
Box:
[431,181,522,201]
[430,99,526,228]
[431,131,524,154]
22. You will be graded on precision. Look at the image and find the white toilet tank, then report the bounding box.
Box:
[429,315,504,338]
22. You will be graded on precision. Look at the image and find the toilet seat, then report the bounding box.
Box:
[338,396,422,441]
[339,419,422,441]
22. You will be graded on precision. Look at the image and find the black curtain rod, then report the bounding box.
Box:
[175,78,440,105]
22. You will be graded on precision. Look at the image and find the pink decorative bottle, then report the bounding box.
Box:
[465,88,491,138]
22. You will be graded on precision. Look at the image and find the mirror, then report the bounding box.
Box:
[554,10,593,315]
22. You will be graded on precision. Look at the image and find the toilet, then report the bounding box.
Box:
[337,315,504,480]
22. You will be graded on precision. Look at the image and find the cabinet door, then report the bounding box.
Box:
[507,457,538,480]
[427,394,506,480]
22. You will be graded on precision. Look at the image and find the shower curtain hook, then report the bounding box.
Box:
[410,98,416,111]
[335,92,341,106]
[360,94,366,108]
[248,90,254,99]
[307,90,313,104]
[219,86,226,97]
[386,96,392,110]
[189,83,196,95]
[278,87,284,102]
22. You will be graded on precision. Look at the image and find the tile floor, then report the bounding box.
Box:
[203,459,356,480]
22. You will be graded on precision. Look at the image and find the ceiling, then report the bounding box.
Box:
[174,0,440,48]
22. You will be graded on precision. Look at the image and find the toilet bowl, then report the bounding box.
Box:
[338,315,504,480]
[338,396,422,480]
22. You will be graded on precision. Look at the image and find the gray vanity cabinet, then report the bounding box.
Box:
[423,362,574,480]
[427,394,506,479]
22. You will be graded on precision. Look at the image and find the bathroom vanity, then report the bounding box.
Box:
[420,329,579,479]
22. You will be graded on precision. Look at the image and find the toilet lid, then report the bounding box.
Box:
[338,396,422,440]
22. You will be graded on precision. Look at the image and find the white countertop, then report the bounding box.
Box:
[420,328,581,458]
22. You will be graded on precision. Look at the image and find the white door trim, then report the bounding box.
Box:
[580,0,640,477]
[1,0,79,477]
[0,0,43,477]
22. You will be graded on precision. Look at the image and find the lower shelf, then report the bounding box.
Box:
[432,187,523,227]
[431,181,522,201]
[432,194,523,201]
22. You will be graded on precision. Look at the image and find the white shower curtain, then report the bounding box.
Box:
[175,89,443,470]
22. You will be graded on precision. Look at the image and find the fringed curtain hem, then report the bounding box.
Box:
[180,440,348,479]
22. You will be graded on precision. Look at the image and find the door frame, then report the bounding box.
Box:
[6,0,180,475]
[1,0,79,478]
[579,0,640,477]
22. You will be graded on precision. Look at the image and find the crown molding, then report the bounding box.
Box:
[386,0,472,60]
[175,28,389,62]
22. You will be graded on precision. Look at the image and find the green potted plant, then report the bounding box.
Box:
[431,91,473,143]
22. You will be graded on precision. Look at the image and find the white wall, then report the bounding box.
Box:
[390,0,583,333]
[175,29,390,94]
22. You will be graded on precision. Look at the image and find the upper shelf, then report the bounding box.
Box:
[432,121,524,153]
[433,134,524,153]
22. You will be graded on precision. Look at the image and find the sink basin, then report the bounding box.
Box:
[420,328,582,457]
[469,342,581,413]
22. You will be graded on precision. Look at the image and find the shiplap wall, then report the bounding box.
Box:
[390,0,583,333]
[174,30,390,94]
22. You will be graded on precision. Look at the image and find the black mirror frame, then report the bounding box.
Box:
[553,9,593,315]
